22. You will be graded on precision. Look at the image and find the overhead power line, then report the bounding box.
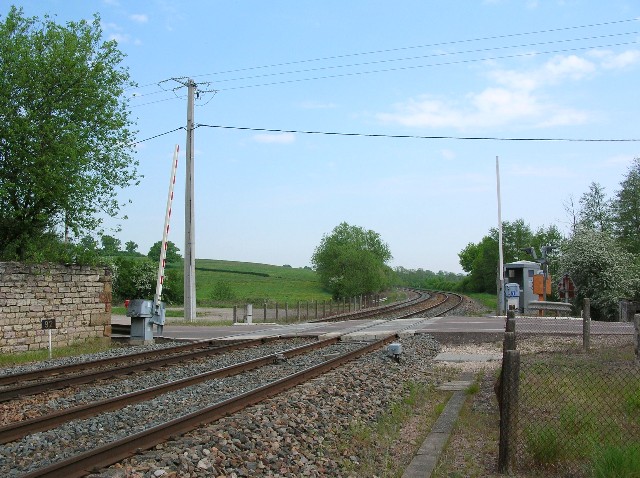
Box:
[132,127,185,145]
[197,124,640,142]
[190,18,639,81]
[127,17,639,93]
[215,39,639,91]
[203,31,639,86]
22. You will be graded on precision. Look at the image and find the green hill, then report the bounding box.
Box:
[169,259,332,306]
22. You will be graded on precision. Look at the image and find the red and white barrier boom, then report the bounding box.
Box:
[155,144,180,309]
[126,145,180,342]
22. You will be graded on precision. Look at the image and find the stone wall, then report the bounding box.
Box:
[0,262,112,353]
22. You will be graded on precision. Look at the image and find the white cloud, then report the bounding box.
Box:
[130,14,149,23]
[589,49,640,69]
[108,33,131,44]
[377,52,601,131]
[490,55,595,90]
[253,133,296,144]
[376,88,589,130]
[441,149,456,160]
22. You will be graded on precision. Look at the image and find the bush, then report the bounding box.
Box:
[211,280,236,301]
[109,257,181,305]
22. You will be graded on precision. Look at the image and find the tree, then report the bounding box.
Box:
[100,235,121,255]
[458,220,563,294]
[311,222,392,299]
[147,241,182,265]
[613,158,640,254]
[578,182,613,233]
[124,240,138,254]
[0,7,138,260]
[558,228,640,320]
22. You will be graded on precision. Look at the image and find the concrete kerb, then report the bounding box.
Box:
[402,371,475,478]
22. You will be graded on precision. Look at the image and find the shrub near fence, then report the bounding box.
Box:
[498,307,640,477]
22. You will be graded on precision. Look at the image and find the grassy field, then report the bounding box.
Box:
[165,259,333,306]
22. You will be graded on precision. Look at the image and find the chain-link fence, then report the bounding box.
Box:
[498,309,640,477]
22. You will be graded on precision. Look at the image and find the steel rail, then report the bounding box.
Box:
[0,337,276,402]
[0,337,339,444]
[19,334,398,478]
[0,338,249,387]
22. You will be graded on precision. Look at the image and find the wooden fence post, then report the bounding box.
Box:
[285,302,289,322]
[297,301,301,322]
[263,302,267,322]
[583,298,591,352]
[233,305,237,324]
[498,349,521,474]
[275,302,278,322]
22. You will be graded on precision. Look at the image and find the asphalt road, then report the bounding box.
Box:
[112,313,634,342]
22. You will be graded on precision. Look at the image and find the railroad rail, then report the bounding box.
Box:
[0,338,277,402]
[7,290,463,477]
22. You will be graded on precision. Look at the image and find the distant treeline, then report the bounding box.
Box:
[195,267,270,278]
[394,267,465,292]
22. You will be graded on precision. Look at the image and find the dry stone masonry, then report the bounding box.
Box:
[0,262,112,353]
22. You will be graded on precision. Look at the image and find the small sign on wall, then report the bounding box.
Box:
[41,319,57,330]
[41,319,57,359]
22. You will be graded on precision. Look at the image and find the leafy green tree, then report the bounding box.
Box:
[613,158,640,254]
[124,241,138,254]
[311,222,392,299]
[578,182,613,233]
[147,241,182,265]
[0,7,138,260]
[100,235,121,255]
[109,256,182,304]
[558,228,640,320]
[458,220,562,294]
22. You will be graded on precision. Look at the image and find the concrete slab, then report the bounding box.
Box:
[434,352,502,362]
[437,380,474,391]
[402,371,474,478]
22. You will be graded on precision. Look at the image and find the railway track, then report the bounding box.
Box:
[3,290,463,477]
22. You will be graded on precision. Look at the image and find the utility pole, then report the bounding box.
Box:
[184,79,197,322]
[496,156,505,315]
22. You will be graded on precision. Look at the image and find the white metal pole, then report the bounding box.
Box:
[48,329,52,359]
[155,145,180,307]
[496,156,505,315]
[184,80,196,322]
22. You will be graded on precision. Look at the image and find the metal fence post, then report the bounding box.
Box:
[506,310,516,333]
[498,349,521,474]
[583,298,591,352]
[634,313,640,362]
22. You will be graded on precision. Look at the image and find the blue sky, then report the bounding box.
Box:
[4,1,640,273]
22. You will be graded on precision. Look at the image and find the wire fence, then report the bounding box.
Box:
[498,307,640,477]
[230,295,382,323]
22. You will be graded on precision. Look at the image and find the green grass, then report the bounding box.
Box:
[338,381,450,477]
[177,259,333,306]
[592,444,640,478]
[466,292,497,311]
[0,338,115,366]
[518,346,640,474]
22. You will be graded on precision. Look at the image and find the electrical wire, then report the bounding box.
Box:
[201,31,639,85]
[133,127,185,145]
[214,39,639,91]
[126,17,639,93]
[197,124,640,142]
[189,18,639,80]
